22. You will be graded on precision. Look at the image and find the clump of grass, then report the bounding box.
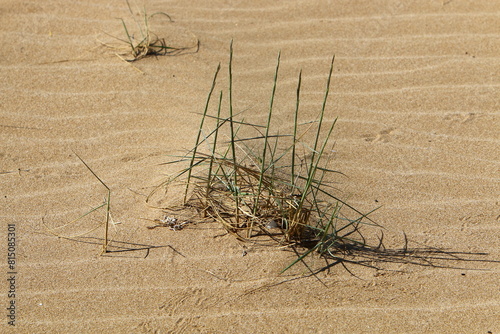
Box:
[102,0,199,62]
[150,41,379,273]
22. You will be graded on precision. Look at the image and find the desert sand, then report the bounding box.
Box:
[1,0,499,333]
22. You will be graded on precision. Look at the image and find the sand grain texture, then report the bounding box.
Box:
[1,0,499,333]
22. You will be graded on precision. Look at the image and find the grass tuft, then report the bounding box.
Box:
[151,42,381,273]
[101,0,199,63]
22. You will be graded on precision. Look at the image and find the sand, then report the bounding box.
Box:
[1,0,499,333]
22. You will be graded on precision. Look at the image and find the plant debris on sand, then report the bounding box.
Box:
[102,0,199,62]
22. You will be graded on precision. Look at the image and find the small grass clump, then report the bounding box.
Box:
[149,41,379,273]
[103,0,198,62]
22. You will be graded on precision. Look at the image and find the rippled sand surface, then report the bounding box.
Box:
[1,1,499,332]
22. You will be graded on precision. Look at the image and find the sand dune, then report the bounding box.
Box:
[1,0,499,333]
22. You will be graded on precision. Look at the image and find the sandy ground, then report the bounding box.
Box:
[1,0,499,333]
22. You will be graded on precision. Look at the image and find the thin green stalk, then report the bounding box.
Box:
[125,0,135,16]
[184,63,221,204]
[296,118,337,218]
[141,5,149,39]
[308,55,335,182]
[295,57,335,216]
[206,90,223,199]
[212,120,244,180]
[125,0,146,38]
[319,202,340,244]
[228,40,240,224]
[268,129,280,183]
[254,51,281,215]
[120,19,135,54]
[73,151,111,254]
[291,70,302,189]
[308,146,336,222]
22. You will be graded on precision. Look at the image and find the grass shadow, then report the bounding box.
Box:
[48,235,184,259]
[297,236,495,277]
[239,241,497,296]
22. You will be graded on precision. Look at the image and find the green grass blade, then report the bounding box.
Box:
[228,40,240,224]
[73,151,111,253]
[254,51,281,215]
[120,19,135,53]
[295,57,335,215]
[206,90,224,198]
[183,63,221,204]
[307,55,335,186]
[291,69,302,189]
